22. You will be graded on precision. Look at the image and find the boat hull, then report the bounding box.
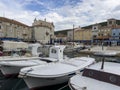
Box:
[0,66,22,77]
[22,74,74,89]
[69,75,120,90]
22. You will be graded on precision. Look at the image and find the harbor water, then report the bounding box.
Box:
[0,52,119,90]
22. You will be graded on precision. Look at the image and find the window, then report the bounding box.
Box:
[109,21,112,24]
[28,46,32,51]
[93,35,96,38]
[51,49,57,53]
[10,29,13,32]
[94,27,96,30]
[104,33,107,36]
[0,25,1,29]
[89,71,94,76]
[109,75,116,83]
[113,33,115,36]
[37,47,42,53]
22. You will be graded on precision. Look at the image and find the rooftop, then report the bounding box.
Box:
[0,17,29,27]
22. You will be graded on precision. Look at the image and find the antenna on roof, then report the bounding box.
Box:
[3,12,5,17]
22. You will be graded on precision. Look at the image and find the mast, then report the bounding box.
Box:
[101,56,105,70]
[73,24,74,47]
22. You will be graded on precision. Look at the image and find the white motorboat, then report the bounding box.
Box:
[19,56,95,89]
[64,42,84,52]
[0,60,47,77]
[69,62,120,90]
[0,45,66,77]
[94,51,117,57]
[0,43,43,61]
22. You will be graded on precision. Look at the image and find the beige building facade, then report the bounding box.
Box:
[0,17,54,43]
[32,19,54,44]
[67,30,73,41]
[0,17,31,40]
[91,19,120,43]
[74,28,92,42]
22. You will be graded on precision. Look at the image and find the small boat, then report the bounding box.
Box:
[0,45,66,77]
[19,56,95,89]
[0,43,43,61]
[94,51,117,57]
[0,60,46,77]
[64,42,84,53]
[69,61,120,90]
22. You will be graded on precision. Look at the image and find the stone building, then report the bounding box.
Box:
[111,27,120,45]
[55,29,72,43]
[0,17,31,41]
[74,27,92,44]
[91,18,120,45]
[54,18,120,45]
[0,17,55,44]
[67,30,74,41]
[32,18,54,44]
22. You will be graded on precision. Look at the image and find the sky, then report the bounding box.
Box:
[0,0,120,31]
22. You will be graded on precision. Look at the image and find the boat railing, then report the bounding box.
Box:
[61,61,78,67]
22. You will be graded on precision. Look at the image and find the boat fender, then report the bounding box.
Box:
[70,83,87,90]
[18,74,27,78]
[19,68,33,78]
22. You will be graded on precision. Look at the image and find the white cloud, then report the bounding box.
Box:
[0,0,41,26]
[0,0,120,31]
[52,0,120,30]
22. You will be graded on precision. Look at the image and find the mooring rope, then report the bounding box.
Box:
[12,79,23,90]
[57,84,68,90]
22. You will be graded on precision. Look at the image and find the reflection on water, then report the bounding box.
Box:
[0,52,119,90]
[0,75,69,90]
[0,75,28,90]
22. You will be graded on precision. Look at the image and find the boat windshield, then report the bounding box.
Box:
[51,49,57,53]
[83,69,120,86]
[28,46,32,51]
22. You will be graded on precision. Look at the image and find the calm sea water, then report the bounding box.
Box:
[0,52,119,90]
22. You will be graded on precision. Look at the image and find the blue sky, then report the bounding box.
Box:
[0,0,120,30]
